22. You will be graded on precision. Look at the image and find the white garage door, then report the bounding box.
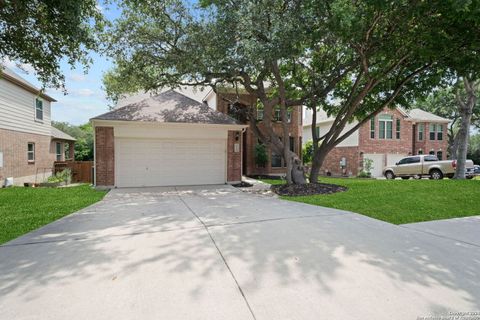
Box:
[363,154,385,178]
[116,138,226,187]
[387,154,407,166]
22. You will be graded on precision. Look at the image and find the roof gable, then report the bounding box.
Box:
[92,90,239,125]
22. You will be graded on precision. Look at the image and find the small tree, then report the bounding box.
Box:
[302,140,314,165]
[359,158,374,178]
[254,144,268,168]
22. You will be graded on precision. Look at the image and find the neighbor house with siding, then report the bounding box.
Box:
[303,107,450,178]
[0,67,76,185]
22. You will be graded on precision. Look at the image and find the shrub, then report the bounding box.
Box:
[302,140,314,164]
[47,168,72,184]
[255,143,268,167]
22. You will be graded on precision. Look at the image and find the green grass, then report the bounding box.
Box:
[261,178,480,224]
[0,185,107,244]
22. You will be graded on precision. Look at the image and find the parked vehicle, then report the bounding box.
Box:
[383,155,475,180]
[474,165,480,175]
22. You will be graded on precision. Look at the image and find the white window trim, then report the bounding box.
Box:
[379,116,393,140]
[27,143,35,162]
[35,98,44,121]
[56,142,63,161]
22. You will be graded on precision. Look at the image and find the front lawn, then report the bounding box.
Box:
[261,178,480,224]
[0,185,107,244]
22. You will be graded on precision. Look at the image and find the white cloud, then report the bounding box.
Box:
[2,57,35,74]
[72,88,95,97]
[68,72,87,82]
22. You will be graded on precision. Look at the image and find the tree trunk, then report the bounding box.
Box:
[309,144,332,183]
[453,78,477,179]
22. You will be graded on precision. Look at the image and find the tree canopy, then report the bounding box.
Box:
[52,122,94,161]
[103,0,480,182]
[0,0,104,88]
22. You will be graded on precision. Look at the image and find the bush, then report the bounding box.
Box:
[47,168,72,184]
[358,158,374,178]
[255,143,268,167]
[303,140,314,164]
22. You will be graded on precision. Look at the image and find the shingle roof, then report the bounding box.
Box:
[51,127,76,141]
[92,90,239,125]
[407,108,450,123]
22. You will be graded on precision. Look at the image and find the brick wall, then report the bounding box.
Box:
[227,130,242,182]
[320,146,360,176]
[95,126,115,186]
[216,92,302,176]
[413,122,449,158]
[0,127,56,184]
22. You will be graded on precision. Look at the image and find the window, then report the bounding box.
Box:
[396,118,401,139]
[429,150,435,155]
[315,126,320,139]
[418,149,423,155]
[437,151,443,160]
[424,155,438,162]
[429,123,436,140]
[289,136,295,152]
[437,124,443,140]
[398,157,420,165]
[418,123,424,141]
[287,110,292,123]
[35,99,43,120]
[256,108,264,121]
[379,114,393,139]
[271,151,282,167]
[370,117,375,139]
[274,107,281,121]
[27,143,35,162]
[56,142,62,161]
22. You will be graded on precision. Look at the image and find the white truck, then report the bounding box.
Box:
[383,155,475,180]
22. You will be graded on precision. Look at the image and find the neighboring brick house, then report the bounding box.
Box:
[303,107,450,177]
[203,89,303,176]
[0,67,76,186]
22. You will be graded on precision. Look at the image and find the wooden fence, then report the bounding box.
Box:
[54,161,94,183]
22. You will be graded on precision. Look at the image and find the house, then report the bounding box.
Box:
[0,67,76,186]
[303,107,450,177]
[92,87,302,187]
[203,88,303,177]
[91,90,247,187]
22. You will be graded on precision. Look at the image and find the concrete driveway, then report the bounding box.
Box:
[0,185,479,320]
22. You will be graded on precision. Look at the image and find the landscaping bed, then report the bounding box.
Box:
[0,185,107,244]
[271,182,347,196]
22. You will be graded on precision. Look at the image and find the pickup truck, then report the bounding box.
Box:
[383,155,475,180]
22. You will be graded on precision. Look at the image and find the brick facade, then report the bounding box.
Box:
[0,127,67,185]
[318,107,449,176]
[215,92,302,176]
[95,126,115,186]
[227,131,242,182]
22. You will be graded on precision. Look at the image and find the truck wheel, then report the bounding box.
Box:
[385,171,395,179]
[401,177,410,180]
[430,169,443,180]
[467,176,474,180]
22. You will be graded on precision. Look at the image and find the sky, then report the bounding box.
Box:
[3,2,122,125]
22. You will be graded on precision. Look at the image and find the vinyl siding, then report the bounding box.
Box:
[0,78,51,136]
[303,120,359,147]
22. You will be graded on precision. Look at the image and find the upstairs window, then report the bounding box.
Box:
[418,124,424,141]
[256,108,264,121]
[27,143,35,162]
[379,114,393,139]
[370,117,375,139]
[396,118,401,139]
[437,124,443,140]
[429,124,436,140]
[35,98,43,121]
[274,107,281,121]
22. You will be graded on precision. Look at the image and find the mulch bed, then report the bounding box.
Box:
[232,181,254,188]
[271,183,347,196]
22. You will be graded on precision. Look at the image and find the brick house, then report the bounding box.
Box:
[303,107,450,177]
[203,88,303,177]
[0,68,76,186]
[92,90,247,187]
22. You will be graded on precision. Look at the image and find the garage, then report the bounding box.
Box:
[363,153,385,178]
[387,153,407,167]
[92,90,246,187]
[115,138,226,187]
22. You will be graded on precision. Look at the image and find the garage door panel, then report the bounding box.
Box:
[116,138,226,187]
[363,154,385,178]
